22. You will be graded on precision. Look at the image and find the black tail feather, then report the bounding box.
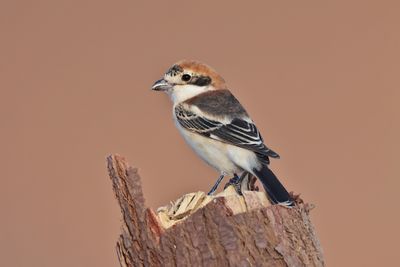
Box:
[253,165,294,206]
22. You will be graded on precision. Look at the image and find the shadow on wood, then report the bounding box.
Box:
[107,154,324,267]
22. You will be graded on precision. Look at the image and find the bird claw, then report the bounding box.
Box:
[224,174,243,195]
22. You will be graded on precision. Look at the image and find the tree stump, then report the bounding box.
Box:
[107,154,324,267]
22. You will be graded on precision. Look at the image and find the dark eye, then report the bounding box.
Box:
[181,74,191,82]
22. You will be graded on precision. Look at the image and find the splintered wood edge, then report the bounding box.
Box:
[156,186,274,228]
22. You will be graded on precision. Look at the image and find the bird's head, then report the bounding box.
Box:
[152,60,227,103]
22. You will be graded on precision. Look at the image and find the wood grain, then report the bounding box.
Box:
[107,154,324,267]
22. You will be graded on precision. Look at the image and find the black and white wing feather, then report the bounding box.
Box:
[175,104,279,165]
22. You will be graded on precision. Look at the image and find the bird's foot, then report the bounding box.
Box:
[224,173,243,195]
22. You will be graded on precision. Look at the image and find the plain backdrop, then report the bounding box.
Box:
[1,1,399,266]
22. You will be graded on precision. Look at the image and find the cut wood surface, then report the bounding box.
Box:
[107,154,324,267]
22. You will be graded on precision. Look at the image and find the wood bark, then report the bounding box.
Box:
[107,154,324,267]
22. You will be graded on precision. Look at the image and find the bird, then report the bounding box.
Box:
[151,60,294,206]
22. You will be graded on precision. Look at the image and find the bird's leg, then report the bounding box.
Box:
[207,172,226,195]
[224,172,248,195]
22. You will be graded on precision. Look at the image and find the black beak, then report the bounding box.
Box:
[151,79,172,91]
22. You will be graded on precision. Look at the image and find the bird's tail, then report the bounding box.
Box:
[253,165,294,206]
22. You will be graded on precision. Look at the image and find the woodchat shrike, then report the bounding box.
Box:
[152,60,293,206]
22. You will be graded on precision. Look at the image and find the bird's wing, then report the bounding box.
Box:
[175,104,279,165]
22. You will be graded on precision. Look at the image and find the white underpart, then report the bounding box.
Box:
[166,83,261,176]
[172,108,261,176]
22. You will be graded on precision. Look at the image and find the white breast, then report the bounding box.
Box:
[173,112,260,175]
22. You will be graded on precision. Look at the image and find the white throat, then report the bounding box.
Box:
[166,84,211,104]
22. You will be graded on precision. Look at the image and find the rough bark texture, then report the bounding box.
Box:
[107,154,324,267]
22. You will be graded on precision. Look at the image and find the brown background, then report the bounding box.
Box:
[1,1,398,266]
